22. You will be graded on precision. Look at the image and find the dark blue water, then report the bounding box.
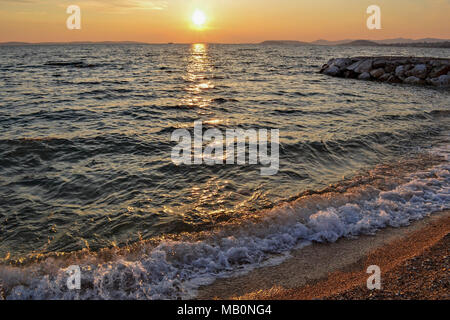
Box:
[0,43,449,260]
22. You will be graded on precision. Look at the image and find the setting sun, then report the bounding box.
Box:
[192,9,206,28]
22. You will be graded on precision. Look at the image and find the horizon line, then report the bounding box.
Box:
[1,37,450,46]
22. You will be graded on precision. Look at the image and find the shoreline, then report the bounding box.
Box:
[197,210,450,300]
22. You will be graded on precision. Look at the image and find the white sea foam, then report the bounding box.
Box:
[1,147,449,300]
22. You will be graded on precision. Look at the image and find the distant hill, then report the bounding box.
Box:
[260,40,310,46]
[340,40,380,46]
[314,39,449,48]
[261,38,450,47]
[0,42,30,46]
[337,39,449,48]
[311,38,449,46]
[311,39,352,45]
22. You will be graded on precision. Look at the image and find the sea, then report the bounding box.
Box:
[0,43,449,299]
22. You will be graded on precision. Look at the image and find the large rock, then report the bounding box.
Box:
[343,70,358,79]
[404,76,424,85]
[373,59,388,69]
[384,64,395,73]
[429,65,450,78]
[430,75,450,87]
[378,73,392,82]
[358,72,371,80]
[395,65,407,79]
[346,60,362,72]
[347,59,372,73]
[356,59,373,73]
[330,58,353,69]
[387,75,402,83]
[370,68,385,79]
[323,65,341,76]
[407,64,428,79]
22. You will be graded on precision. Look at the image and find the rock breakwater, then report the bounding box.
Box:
[320,56,450,88]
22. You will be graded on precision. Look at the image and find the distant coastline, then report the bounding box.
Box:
[0,41,150,46]
[260,39,450,48]
[1,38,449,48]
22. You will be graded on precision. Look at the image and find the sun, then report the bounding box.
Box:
[192,9,206,27]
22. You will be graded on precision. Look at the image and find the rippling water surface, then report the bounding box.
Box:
[0,44,449,261]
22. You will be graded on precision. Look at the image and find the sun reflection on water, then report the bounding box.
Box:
[182,44,215,109]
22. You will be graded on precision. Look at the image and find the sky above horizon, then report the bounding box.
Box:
[0,0,449,43]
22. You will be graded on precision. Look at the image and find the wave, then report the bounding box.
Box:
[44,61,102,68]
[0,145,448,300]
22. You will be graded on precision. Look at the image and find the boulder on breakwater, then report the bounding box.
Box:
[319,56,450,88]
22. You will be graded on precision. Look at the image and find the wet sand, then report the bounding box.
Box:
[197,210,450,300]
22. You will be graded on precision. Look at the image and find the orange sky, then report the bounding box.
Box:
[0,0,449,43]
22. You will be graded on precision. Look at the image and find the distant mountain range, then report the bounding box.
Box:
[311,38,449,45]
[337,39,450,48]
[338,40,380,46]
[260,38,450,48]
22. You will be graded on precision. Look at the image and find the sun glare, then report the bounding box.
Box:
[192,9,206,27]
